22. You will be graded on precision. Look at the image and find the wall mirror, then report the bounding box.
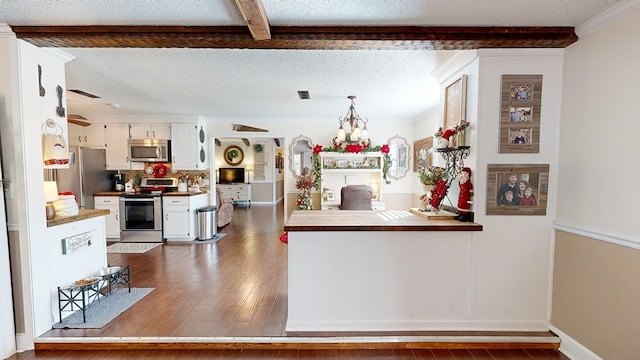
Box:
[387,135,410,180]
[223,145,244,166]
[289,135,313,178]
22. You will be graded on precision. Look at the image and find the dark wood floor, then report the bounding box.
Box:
[9,203,569,359]
[10,348,569,359]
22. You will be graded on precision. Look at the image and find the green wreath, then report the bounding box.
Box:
[253,144,264,153]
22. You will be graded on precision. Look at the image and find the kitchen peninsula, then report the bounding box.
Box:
[45,209,109,324]
[284,210,484,332]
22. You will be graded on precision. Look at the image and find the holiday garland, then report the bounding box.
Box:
[295,175,314,210]
[311,143,392,191]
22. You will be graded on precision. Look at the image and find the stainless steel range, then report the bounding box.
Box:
[119,178,178,242]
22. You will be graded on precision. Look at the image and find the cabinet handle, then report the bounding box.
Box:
[115,214,118,221]
[78,135,82,142]
[152,130,156,138]
[146,130,150,138]
[166,214,169,220]
[84,136,87,142]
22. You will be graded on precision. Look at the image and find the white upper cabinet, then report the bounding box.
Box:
[68,123,106,148]
[105,123,131,170]
[171,121,206,170]
[129,123,171,140]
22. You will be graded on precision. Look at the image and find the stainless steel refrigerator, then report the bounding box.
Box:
[55,147,115,209]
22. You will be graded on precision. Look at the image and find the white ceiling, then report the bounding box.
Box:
[1,0,626,122]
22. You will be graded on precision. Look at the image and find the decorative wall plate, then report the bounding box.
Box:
[144,165,154,175]
[224,145,244,166]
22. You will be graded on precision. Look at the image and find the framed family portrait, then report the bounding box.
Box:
[486,164,550,216]
[444,74,467,131]
[413,136,433,172]
[500,74,543,153]
[326,190,336,201]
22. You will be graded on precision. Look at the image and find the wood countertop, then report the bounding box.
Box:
[94,191,208,197]
[162,191,207,196]
[284,209,483,232]
[94,191,125,196]
[47,209,110,227]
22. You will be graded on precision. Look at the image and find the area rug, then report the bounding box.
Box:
[53,288,154,329]
[191,233,227,244]
[106,242,162,253]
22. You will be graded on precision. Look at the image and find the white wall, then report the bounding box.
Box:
[0,32,77,352]
[205,116,415,215]
[557,8,640,243]
[551,6,640,360]
[0,25,18,360]
[413,49,564,329]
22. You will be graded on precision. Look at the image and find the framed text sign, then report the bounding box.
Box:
[61,231,94,255]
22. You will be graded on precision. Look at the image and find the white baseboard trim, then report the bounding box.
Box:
[15,333,34,353]
[285,320,550,333]
[35,334,559,345]
[550,325,603,360]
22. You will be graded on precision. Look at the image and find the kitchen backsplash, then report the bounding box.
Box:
[119,166,210,188]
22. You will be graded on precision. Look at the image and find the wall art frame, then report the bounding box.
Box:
[413,136,433,172]
[500,74,543,153]
[443,74,467,132]
[223,145,244,166]
[486,164,550,216]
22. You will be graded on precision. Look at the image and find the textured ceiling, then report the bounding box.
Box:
[0,0,626,122]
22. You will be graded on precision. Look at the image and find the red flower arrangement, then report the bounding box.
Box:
[344,143,364,153]
[380,144,390,154]
[453,120,471,133]
[313,144,323,154]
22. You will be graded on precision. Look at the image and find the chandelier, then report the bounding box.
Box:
[336,95,369,143]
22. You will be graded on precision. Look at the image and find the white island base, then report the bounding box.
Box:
[287,230,474,332]
[284,210,549,333]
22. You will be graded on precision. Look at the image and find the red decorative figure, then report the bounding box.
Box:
[455,167,474,222]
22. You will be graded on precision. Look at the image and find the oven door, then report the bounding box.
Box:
[119,196,163,242]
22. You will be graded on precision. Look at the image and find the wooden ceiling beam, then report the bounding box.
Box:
[10,25,578,49]
[233,0,271,40]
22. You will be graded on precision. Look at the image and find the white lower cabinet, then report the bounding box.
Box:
[217,184,251,205]
[94,196,120,239]
[162,194,207,241]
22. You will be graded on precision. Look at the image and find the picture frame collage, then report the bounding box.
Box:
[499,74,543,154]
[487,74,550,216]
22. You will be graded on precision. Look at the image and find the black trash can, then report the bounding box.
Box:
[196,206,217,240]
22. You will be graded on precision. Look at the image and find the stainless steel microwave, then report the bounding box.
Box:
[128,139,171,162]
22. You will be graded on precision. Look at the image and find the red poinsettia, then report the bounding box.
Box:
[313,144,323,154]
[428,179,449,209]
[380,144,390,154]
[345,143,364,153]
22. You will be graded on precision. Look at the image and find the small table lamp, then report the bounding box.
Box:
[44,181,59,220]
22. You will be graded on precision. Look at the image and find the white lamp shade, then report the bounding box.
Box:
[337,127,346,142]
[350,125,361,141]
[361,127,369,140]
[44,181,59,202]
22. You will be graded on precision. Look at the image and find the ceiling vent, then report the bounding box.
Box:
[297,90,310,100]
[68,89,101,98]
